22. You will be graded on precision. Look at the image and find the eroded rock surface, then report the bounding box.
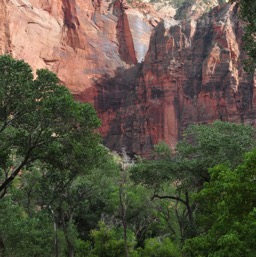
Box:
[98,2,256,155]
[0,0,255,155]
[0,0,156,95]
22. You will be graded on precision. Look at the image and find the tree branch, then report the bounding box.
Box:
[151,194,188,206]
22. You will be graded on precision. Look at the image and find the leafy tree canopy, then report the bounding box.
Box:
[183,149,256,257]
[130,121,256,243]
[0,55,104,198]
[131,121,256,191]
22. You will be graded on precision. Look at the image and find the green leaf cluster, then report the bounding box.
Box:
[184,149,256,256]
[131,121,256,249]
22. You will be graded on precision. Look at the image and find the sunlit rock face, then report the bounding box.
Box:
[0,0,255,155]
[0,0,156,96]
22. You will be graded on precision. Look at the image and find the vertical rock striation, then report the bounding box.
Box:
[0,0,156,97]
[0,0,11,54]
[101,2,256,155]
[0,0,255,155]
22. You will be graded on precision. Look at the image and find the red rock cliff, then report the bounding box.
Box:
[0,0,157,96]
[98,2,256,155]
[0,0,255,155]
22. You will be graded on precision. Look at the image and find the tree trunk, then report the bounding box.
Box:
[60,209,74,257]
[0,238,5,257]
[119,184,129,257]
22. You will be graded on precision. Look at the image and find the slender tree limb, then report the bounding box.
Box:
[151,194,188,207]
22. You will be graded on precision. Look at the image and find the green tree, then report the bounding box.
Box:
[139,237,181,257]
[38,152,120,257]
[131,121,256,242]
[89,222,138,257]
[0,55,106,256]
[0,197,57,257]
[0,55,103,198]
[175,121,256,186]
[1,149,122,257]
[183,149,256,257]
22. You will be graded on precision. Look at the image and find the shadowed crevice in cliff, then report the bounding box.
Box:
[94,64,147,156]
[92,57,182,156]
[113,0,137,65]
[62,0,82,49]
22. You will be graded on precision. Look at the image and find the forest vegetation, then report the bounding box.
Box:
[1,0,256,256]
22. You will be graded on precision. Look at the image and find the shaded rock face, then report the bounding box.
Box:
[99,3,256,155]
[0,0,255,155]
[143,3,255,144]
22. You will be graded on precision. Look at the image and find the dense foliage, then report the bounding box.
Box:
[183,151,256,256]
[131,121,256,247]
[0,55,103,198]
[0,55,106,256]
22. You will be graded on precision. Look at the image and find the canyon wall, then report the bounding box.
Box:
[0,0,160,96]
[98,1,256,155]
[0,0,255,155]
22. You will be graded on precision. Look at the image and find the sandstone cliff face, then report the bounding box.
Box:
[0,0,157,96]
[100,2,256,155]
[0,0,255,155]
